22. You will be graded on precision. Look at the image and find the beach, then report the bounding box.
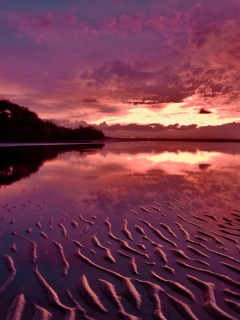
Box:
[0,141,240,319]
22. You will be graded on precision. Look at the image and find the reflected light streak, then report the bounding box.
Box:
[40,149,231,178]
[1,145,239,206]
[145,151,220,165]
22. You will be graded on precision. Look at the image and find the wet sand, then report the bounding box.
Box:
[0,196,240,319]
[0,141,240,319]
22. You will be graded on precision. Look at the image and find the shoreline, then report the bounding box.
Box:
[104,137,240,143]
[0,141,105,147]
[0,137,240,147]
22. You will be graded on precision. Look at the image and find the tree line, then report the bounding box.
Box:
[0,99,105,142]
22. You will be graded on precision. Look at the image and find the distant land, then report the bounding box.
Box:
[105,137,240,143]
[0,99,105,142]
[0,99,239,143]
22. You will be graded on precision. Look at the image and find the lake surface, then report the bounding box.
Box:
[0,141,240,319]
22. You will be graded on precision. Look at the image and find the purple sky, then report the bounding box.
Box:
[1,0,240,137]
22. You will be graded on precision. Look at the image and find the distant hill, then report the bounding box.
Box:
[0,99,105,142]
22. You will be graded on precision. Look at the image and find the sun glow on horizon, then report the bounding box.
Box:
[89,100,239,127]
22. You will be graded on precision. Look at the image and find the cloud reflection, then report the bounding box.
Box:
[1,141,239,225]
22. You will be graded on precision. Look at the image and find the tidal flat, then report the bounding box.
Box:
[0,141,240,319]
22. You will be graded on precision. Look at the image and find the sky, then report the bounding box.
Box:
[0,0,240,138]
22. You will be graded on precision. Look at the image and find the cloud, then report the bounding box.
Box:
[199,108,212,114]
[80,60,196,104]
[100,123,199,132]
[199,122,240,131]
[99,121,240,139]
[82,98,99,103]
[124,97,163,106]
[0,0,240,125]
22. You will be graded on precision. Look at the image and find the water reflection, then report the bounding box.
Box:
[1,141,239,188]
[1,142,239,213]
[198,163,211,170]
[0,141,240,319]
[1,141,239,218]
[0,143,104,187]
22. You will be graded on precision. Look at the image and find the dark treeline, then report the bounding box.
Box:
[0,99,105,142]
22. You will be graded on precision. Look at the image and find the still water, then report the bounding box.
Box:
[0,141,240,319]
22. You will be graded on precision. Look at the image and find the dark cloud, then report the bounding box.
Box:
[124,97,163,106]
[99,105,120,114]
[199,108,212,114]
[81,60,195,104]
[82,98,99,103]
[124,100,158,105]
[81,60,153,83]
[100,122,240,139]
[199,122,240,131]
[178,124,198,130]
[80,53,240,108]
[124,95,184,106]
[100,123,199,132]
[102,122,240,134]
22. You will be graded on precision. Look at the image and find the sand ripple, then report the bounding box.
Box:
[1,192,240,319]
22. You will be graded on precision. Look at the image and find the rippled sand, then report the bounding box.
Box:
[0,142,240,319]
[0,197,240,319]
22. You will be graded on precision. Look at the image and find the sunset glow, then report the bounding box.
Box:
[93,102,238,128]
[0,0,240,137]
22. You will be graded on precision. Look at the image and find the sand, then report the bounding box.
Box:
[1,142,240,319]
[0,198,239,319]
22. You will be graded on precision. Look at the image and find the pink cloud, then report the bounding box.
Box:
[100,122,240,139]
[0,0,240,127]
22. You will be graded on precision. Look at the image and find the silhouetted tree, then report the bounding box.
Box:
[0,99,105,142]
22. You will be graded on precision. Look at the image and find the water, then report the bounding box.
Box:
[0,141,240,319]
